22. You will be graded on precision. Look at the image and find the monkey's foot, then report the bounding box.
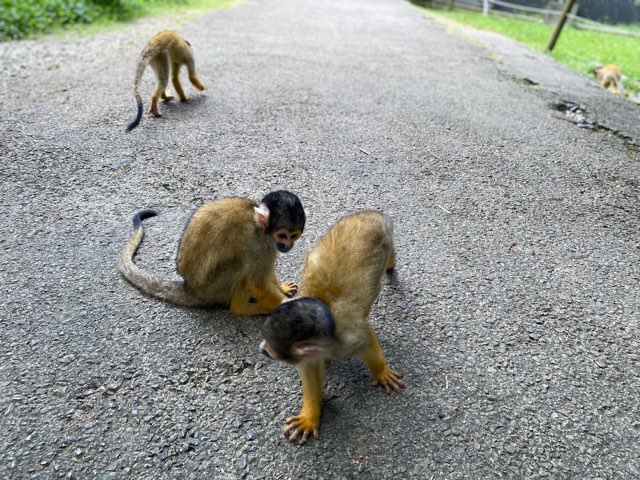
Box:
[191,77,205,91]
[284,414,319,444]
[161,91,174,101]
[372,366,405,394]
[148,108,162,117]
[281,282,298,297]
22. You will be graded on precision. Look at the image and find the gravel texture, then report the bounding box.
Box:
[1,0,639,478]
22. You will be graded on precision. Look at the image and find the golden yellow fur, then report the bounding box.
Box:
[277,210,403,443]
[595,64,624,95]
[177,198,293,315]
[126,31,205,131]
[299,210,396,359]
[118,198,299,316]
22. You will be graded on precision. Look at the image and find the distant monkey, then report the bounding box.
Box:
[126,31,205,132]
[259,210,404,444]
[118,191,306,316]
[594,64,624,95]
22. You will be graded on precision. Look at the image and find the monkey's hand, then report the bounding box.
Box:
[280,282,298,297]
[372,366,405,394]
[284,414,319,444]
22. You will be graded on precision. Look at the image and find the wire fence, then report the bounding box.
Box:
[425,0,640,38]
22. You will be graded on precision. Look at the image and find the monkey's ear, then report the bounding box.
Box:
[293,341,322,359]
[253,204,270,231]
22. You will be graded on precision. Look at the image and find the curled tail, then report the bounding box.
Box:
[118,210,206,306]
[125,48,154,132]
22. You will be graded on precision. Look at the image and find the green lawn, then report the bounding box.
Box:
[416,6,640,94]
[140,0,236,18]
[0,0,235,41]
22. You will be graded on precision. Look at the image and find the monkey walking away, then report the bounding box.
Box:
[118,191,306,316]
[126,31,205,132]
[259,210,404,444]
[594,64,625,95]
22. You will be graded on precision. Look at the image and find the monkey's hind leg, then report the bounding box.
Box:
[149,55,170,117]
[359,326,404,394]
[171,62,188,101]
[186,60,205,92]
[229,283,287,316]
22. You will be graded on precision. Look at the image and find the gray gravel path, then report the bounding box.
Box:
[1,0,639,478]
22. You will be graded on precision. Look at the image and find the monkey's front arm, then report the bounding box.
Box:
[284,358,324,444]
[280,281,298,297]
[269,269,298,298]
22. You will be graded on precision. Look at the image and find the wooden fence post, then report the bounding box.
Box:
[546,0,577,51]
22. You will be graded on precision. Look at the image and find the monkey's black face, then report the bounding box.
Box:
[272,228,301,253]
[259,339,296,363]
[261,190,306,240]
[276,242,291,253]
[260,298,335,365]
[259,340,274,359]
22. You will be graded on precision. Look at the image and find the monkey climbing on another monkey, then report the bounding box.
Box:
[125,31,205,132]
[118,190,306,316]
[259,210,404,444]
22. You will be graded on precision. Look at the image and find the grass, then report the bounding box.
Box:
[415,6,640,95]
[0,0,236,41]
[138,0,236,18]
[89,0,238,34]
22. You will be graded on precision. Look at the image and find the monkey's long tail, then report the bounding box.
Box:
[125,49,153,132]
[125,95,143,132]
[118,210,207,307]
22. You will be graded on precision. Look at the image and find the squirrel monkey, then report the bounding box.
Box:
[126,31,205,132]
[118,191,306,316]
[594,64,624,95]
[259,210,404,444]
